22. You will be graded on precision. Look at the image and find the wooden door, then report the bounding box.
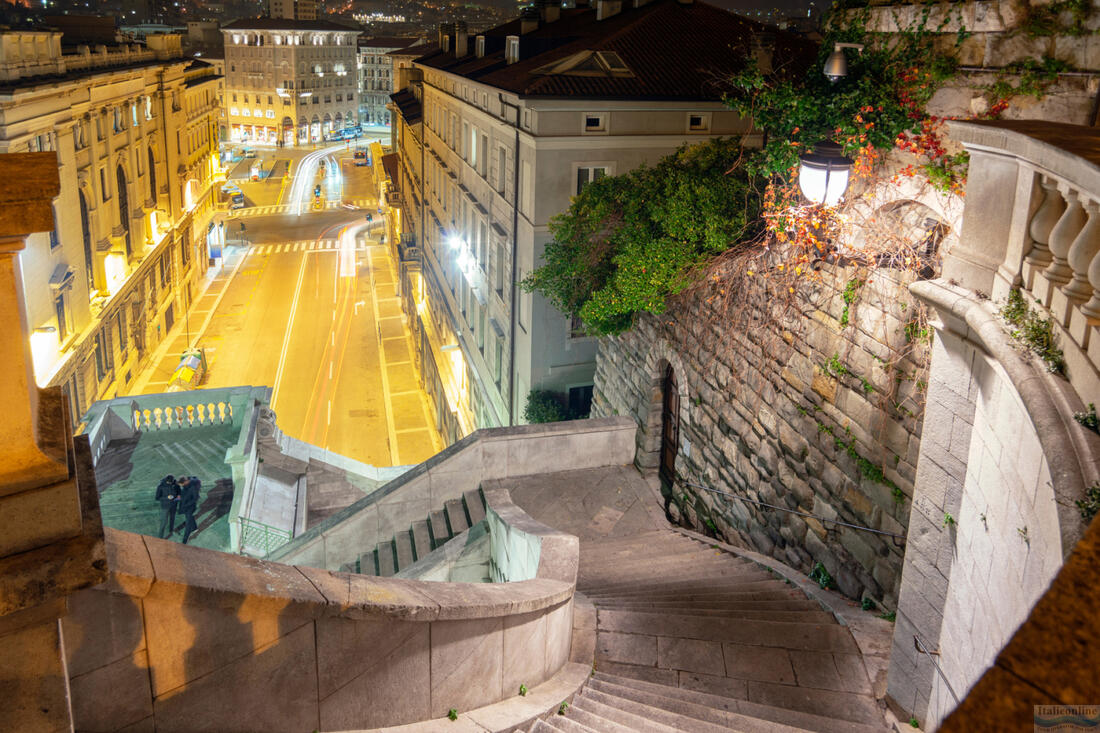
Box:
[659,365,679,487]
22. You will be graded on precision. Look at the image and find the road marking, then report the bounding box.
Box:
[327,400,331,426]
[270,240,311,411]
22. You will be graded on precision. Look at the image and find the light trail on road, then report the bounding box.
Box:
[286,144,344,216]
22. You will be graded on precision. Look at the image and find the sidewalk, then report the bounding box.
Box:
[131,245,249,394]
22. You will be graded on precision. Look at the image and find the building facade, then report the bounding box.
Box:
[221,19,360,145]
[356,36,420,127]
[269,0,318,21]
[0,31,222,425]
[388,0,807,442]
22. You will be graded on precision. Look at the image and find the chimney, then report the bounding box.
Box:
[454,21,468,57]
[438,22,454,52]
[596,0,621,20]
[475,35,486,58]
[505,34,520,64]
[536,0,561,23]
[520,7,539,34]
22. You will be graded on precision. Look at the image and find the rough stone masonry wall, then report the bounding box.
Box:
[592,265,929,607]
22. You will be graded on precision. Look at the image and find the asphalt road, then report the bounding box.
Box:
[133,150,441,468]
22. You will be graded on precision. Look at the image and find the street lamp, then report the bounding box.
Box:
[798,141,852,206]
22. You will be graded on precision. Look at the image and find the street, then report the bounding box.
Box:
[132,144,442,468]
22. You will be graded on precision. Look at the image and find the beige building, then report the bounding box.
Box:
[221,18,360,145]
[269,0,318,21]
[356,36,421,127]
[388,0,808,441]
[0,31,222,426]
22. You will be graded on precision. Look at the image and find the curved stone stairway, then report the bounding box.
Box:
[530,529,889,733]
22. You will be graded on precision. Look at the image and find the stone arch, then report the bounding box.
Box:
[636,337,691,476]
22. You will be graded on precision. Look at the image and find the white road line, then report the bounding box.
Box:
[270,246,310,411]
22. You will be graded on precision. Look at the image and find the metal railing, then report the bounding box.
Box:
[239,517,292,557]
[683,480,907,545]
[914,633,961,707]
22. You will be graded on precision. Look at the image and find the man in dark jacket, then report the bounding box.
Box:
[155,475,178,539]
[179,476,201,544]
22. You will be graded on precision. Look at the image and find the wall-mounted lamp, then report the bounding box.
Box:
[823,43,864,82]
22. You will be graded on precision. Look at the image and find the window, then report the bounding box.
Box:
[159,251,170,288]
[494,241,505,296]
[99,168,109,201]
[48,209,59,249]
[266,110,275,118]
[93,331,110,381]
[117,311,127,357]
[479,134,488,176]
[689,113,710,132]
[568,385,593,417]
[583,114,605,132]
[497,147,506,193]
[576,166,608,195]
[494,339,503,388]
[54,291,70,341]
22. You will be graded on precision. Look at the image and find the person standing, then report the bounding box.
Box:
[179,476,201,544]
[155,475,178,539]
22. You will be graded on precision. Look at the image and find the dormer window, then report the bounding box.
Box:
[584,114,605,133]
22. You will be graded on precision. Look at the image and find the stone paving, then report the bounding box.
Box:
[93,423,239,552]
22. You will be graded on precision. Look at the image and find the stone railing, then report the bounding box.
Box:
[61,504,578,732]
[268,417,636,570]
[888,120,1100,729]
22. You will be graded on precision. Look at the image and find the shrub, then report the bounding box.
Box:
[524,390,569,423]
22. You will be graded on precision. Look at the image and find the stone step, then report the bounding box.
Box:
[358,550,377,576]
[410,519,431,561]
[445,498,470,534]
[395,529,415,571]
[376,540,396,577]
[532,715,599,733]
[578,564,767,586]
[594,606,835,624]
[464,488,486,525]
[566,701,652,733]
[429,509,451,549]
[580,581,805,598]
[592,672,885,733]
[580,548,745,568]
[571,691,683,733]
[578,570,781,594]
[594,610,860,655]
[582,685,765,733]
[590,598,823,613]
[741,679,883,726]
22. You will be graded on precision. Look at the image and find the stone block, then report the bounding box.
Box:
[0,618,71,733]
[63,587,146,678]
[429,616,504,718]
[657,636,725,675]
[596,630,656,667]
[69,650,153,733]
[103,528,154,598]
[152,622,319,733]
[544,598,573,676]
[316,615,431,729]
[722,642,795,684]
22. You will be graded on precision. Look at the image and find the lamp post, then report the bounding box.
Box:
[798,141,853,207]
[823,43,864,82]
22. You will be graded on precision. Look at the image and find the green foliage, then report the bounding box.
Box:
[809,562,836,590]
[817,421,899,494]
[892,487,905,505]
[880,610,897,622]
[910,716,920,728]
[983,56,1072,105]
[1077,483,1100,522]
[1074,403,1099,434]
[522,138,760,336]
[558,702,570,715]
[943,513,955,527]
[861,597,877,612]
[1021,0,1094,37]
[724,6,959,177]
[839,278,864,327]
[1000,290,1065,374]
[519,684,528,697]
[921,152,970,195]
[447,709,458,721]
[523,390,569,423]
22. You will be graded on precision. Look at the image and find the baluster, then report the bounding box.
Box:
[1045,184,1086,286]
[133,409,141,432]
[1064,198,1100,303]
[227,404,234,424]
[1025,176,1065,270]
[153,407,162,430]
[175,405,185,429]
[1080,226,1100,321]
[186,404,195,427]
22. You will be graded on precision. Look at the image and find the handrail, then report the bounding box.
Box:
[913,633,961,707]
[683,480,907,544]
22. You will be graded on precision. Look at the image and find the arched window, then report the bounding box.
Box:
[79,190,94,292]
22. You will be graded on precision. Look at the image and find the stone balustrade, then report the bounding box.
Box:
[946,119,1100,404]
[132,399,234,431]
[61,484,578,732]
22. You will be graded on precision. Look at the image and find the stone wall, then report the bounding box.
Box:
[887,279,1095,728]
[592,264,930,607]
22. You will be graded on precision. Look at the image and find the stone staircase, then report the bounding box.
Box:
[93,423,239,551]
[528,529,888,733]
[340,488,488,576]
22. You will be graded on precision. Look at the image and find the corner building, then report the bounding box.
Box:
[221,19,360,145]
[0,31,222,424]
[389,0,810,441]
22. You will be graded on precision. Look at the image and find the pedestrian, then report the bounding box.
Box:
[179,476,201,544]
[155,475,178,539]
